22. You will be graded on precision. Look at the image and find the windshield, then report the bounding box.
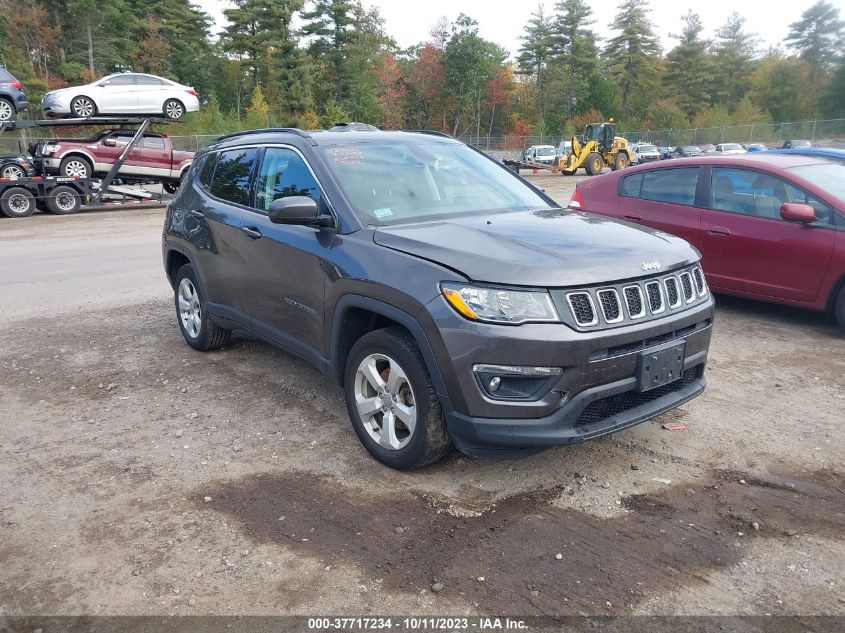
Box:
[639,144,657,152]
[536,147,555,156]
[791,140,812,148]
[317,140,553,226]
[789,163,845,203]
[722,144,743,150]
[85,130,113,141]
[681,146,701,153]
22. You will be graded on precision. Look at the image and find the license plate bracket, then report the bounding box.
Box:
[638,341,686,392]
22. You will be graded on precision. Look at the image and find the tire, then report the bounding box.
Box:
[70,96,96,118]
[60,156,93,179]
[1,164,25,179]
[0,98,15,122]
[173,263,230,351]
[45,185,81,215]
[344,327,452,470]
[613,152,629,171]
[584,152,604,176]
[0,187,36,218]
[163,99,185,120]
[835,285,845,331]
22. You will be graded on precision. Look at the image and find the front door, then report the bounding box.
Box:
[699,166,836,302]
[237,146,332,361]
[95,74,138,113]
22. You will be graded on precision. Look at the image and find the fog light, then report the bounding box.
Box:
[488,376,501,392]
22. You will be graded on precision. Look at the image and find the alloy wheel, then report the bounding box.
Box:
[177,278,202,339]
[1,165,24,179]
[166,101,184,119]
[72,98,95,117]
[354,353,417,450]
[64,161,89,178]
[0,101,12,121]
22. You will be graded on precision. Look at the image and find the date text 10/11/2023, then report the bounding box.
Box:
[307,617,528,630]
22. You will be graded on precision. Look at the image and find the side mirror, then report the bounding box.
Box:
[780,202,816,224]
[268,196,332,227]
[103,138,117,147]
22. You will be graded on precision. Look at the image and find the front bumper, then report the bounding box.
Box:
[421,294,713,456]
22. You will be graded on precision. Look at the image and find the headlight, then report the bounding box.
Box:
[43,144,60,154]
[441,283,558,324]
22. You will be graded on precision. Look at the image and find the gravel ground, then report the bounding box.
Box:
[0,176,843,619]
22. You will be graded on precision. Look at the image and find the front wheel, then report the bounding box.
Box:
[585,152,604,176]
[173,264,230,351]
[344,327,452,470]
[70,96,96,118]
[0,98,15,122]
[0,187,36,218]
[1,164,25,179]
[613,152,629,171]
[60,156,92,179]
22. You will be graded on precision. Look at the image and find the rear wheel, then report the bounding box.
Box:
[585,152,604,176]
[173,264,230,351]
[164,99,185,120]
[344,327,451,470]
[0,98,15,122]
[835,286,845,331]
[613,152,629,171]
[70,96,96,118]
[45,186,81,215]
[0,187,36,218]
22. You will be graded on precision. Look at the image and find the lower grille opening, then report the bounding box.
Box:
[575,368,699,428]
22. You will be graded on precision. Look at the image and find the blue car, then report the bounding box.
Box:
[768,148,845,164]
[0,66,30,122]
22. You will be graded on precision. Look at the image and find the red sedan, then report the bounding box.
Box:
[568,154,845,328]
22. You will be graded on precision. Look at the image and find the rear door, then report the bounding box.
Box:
[128,135,169,180]
[699,166,836,301]
[133,75,168,114]
[616,166,705,250]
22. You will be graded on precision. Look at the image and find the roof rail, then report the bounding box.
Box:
[406,130,453,139]
[214,127,313,143]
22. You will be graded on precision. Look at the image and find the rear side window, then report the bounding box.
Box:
[209,148,259,206]
[640,168,699,206]
[135,75,165,85]
[141,136,165,150]
[619,173,642,197]
[198,153,216,187]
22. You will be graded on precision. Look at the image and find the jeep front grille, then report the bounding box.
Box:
[596,289,622,323]
[566,292,597,326]
[554,264,709,330]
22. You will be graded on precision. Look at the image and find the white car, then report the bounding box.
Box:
[523,145,557,166]
[41,72,200,120]
[715,143,746,155]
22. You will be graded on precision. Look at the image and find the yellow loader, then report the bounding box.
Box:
[559,121,635,176]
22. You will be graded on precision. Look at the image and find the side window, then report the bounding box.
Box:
[711,167,805,221]
[109,131,135,146]
[141,136,166,150]
[135,75,164,86]
[785,183,832,225]
[619,173,643,197]
[198,153,216,188]
[209,148,259,206]
[102,75,136,86]
[640,168,699,205]
[255,147,322,214]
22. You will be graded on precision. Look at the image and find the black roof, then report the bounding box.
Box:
[211,125,458,149]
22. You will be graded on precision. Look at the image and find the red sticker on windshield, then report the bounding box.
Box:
[328,148,364,165]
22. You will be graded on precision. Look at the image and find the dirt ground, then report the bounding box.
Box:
[0,175,843,619]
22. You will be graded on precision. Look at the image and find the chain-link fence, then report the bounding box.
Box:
[3,118,844,156]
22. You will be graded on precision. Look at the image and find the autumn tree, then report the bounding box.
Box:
[375,53,406,128]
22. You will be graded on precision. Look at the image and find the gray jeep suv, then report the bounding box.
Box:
[162,125,714,469]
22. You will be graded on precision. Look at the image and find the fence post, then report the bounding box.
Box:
[749,124,754,144]
[811,120,817,142]
[779,122,784,141]
[668,129,672,145]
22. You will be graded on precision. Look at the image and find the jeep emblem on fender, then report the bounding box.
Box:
[641,261,662,271]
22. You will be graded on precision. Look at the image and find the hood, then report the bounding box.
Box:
[373,209,699,287]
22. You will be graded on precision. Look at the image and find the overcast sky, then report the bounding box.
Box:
[197,0,845,56]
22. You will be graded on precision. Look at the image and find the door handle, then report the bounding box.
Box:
[707,226,731,237]
[189,209,204,219]
[624,213,642,221]
[240,225,262,240]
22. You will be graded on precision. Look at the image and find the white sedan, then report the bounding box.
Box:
[41,73,200,120]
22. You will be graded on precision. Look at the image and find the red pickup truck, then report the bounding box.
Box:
[34,129,193,192]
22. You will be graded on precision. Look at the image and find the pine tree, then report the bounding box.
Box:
[824,58,845,118]
[712,12,757,107]
[301,0,356,101]
[785,1,845,82]
[604,0,661,115]
[516,5,553,122]
[550,0,598,116]
[664,11,711,119]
